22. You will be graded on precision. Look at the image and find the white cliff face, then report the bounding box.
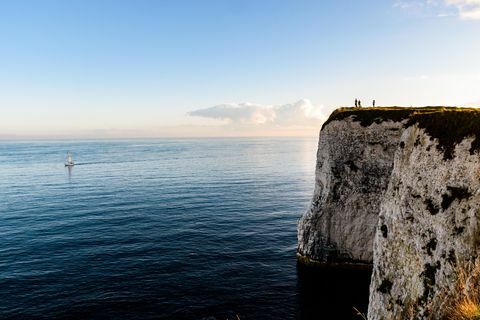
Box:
[298,107,480,319]
[297,116,404,265]
[368,124,480,320]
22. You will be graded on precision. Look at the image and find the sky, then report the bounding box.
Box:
[1,0,479,138]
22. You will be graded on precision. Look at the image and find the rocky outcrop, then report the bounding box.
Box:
[369,111,480,319]
[297,108,414,266]
[298,107,480,319]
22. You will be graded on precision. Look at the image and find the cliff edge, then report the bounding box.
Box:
[298,107,480,319]
[297,107,421,267]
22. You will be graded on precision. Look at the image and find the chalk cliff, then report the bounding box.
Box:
[297,108,415,266]
[298,107,480,319]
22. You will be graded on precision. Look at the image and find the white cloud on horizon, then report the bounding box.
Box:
[394,0,480,20]
[188,99,328,128]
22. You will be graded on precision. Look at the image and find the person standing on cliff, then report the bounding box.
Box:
[358,100,362,108]
[373,99,376,107]
[355,99,358,107]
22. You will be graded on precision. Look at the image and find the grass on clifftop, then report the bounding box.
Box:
[323,106,480,160]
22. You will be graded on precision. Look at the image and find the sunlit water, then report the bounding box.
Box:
[0,138,370,319]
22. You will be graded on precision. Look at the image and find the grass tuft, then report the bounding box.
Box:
[445,260,480,320]
[353,306,367,320]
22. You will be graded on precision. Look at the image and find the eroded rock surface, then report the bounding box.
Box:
[297,109,406,266]
[369,118,480,320]
[298,107,480,319]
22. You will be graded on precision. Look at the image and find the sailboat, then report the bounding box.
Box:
[65,152,75,167]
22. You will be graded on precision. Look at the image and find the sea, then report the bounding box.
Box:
[0,138,370,320]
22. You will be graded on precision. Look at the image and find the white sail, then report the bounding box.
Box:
[65,152,74,166]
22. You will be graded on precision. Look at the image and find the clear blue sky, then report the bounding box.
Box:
[1,0,479,138]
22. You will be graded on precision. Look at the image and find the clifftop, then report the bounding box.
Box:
[324,106,480,159]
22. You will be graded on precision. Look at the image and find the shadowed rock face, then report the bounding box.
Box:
[298,107,480,319]
[297,113,404,266]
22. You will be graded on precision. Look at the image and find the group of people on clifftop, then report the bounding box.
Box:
[355,99,375,108]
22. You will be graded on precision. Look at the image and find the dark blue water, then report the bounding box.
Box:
[0,138,370,319]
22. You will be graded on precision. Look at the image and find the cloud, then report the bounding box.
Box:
[188,99,328,128]
[445,0,480,19]
[189,102,276,124]
[394,0,480,19]
[393,0,430,14]
[394,0,446,16]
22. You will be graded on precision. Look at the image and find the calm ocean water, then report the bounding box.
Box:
[0,138,370,320]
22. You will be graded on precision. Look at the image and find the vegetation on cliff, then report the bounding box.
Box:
[323,107,480,160]
[423,260,480,320]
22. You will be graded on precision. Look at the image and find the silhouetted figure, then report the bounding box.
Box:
[355,99,358,107]
[358,100,362,108]
[373,100,376,107]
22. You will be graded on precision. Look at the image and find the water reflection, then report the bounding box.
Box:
[66,164,73,178]
[296,263,372,320]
